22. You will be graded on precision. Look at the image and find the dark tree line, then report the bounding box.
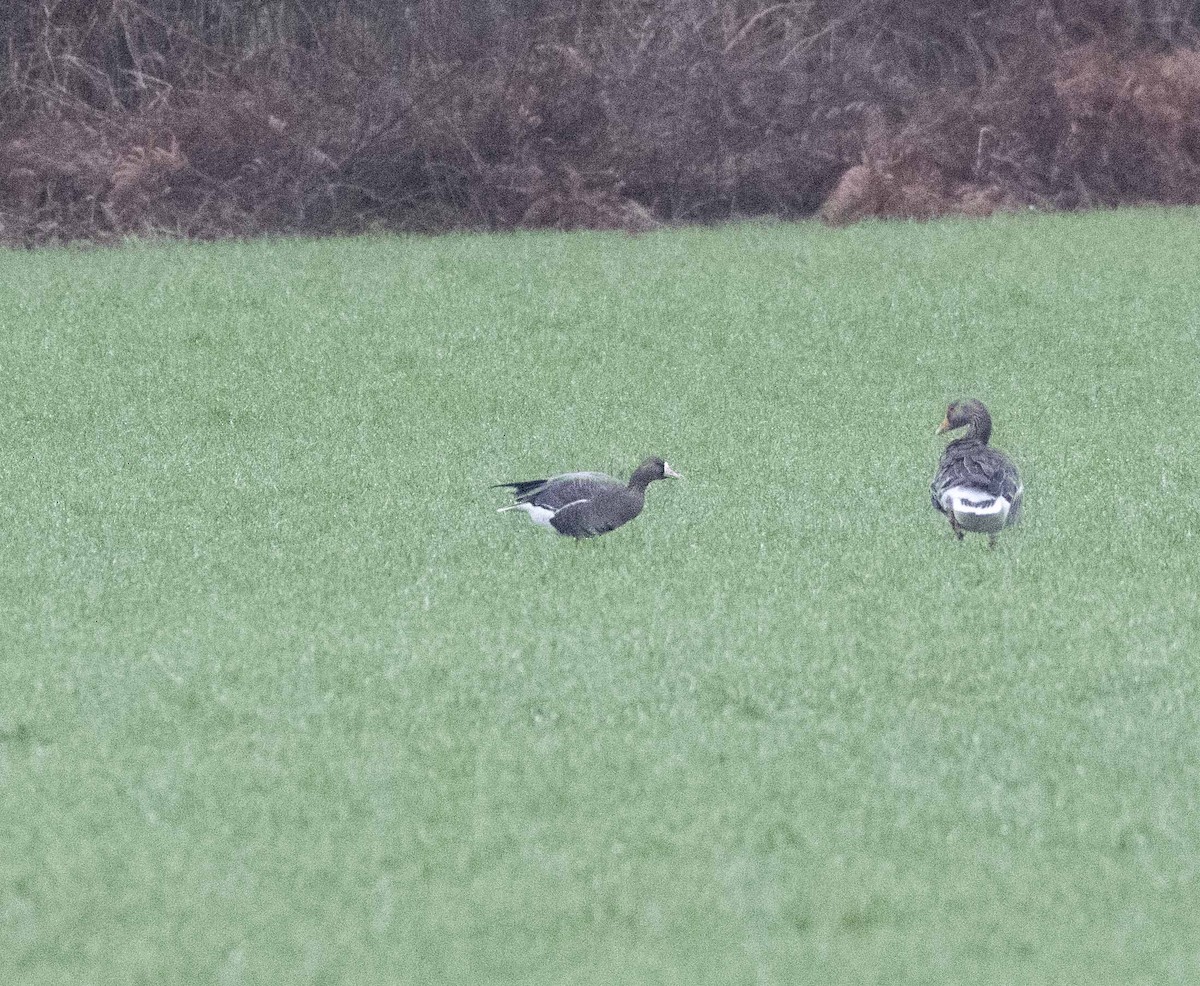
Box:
[2,0,1199,243]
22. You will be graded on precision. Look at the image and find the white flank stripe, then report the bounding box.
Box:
[498,502,558,529]
[939,485,1012,533]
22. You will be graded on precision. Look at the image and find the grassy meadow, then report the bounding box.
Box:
[1,210,1198,984]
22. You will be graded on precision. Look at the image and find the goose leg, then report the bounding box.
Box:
[987,533,998,550]
[948,512,964,541]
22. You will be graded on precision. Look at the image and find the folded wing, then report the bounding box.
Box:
[932,441,1023,526]
[494,472,619,511]
[549,489,643,538]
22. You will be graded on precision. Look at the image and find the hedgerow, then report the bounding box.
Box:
[2,1,1198,244]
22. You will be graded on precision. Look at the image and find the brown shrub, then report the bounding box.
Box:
[521,167,658,232]
[1053,43,1200,202]
[0,118,118,243]
[818,163,1021,224]
[108,139,187,213]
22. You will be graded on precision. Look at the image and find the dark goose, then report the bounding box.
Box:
[931,399,1023,548]
[495,456,681,539]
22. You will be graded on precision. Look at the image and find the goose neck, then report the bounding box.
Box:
[966,408,992,444]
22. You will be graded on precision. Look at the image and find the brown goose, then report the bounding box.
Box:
[931,399,1023,548]
[495,456,681,539]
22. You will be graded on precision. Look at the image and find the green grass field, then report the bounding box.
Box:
[2,210,1198,984]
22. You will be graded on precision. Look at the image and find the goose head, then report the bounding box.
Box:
[629,456,682,490]
[937,399,993,444]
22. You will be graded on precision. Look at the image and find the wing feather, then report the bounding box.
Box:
[932,439,1022,512]
[501,473,620,511]
[549,488,642,538]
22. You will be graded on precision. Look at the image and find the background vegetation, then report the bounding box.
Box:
[2,211,1198,981]
[3,1,1200,244]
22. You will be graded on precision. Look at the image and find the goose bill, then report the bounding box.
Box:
[935,417,951,435]
[664,464,682,479]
